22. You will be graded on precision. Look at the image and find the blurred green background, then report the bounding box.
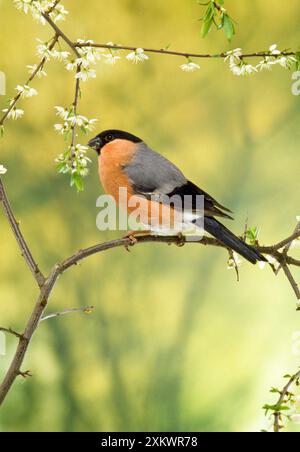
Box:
[0,0,300,432]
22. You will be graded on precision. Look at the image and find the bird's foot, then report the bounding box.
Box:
[123,230,150,252]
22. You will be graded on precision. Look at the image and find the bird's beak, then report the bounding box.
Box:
[88,136,102,154]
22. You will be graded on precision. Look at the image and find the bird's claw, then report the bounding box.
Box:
[124,233,138,252]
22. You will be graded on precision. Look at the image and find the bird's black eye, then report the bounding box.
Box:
[106,134,114,142]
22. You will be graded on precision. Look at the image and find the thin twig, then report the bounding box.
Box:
[74,41,297,60]
[0,327,22,339]
[273,370,300,432]
[45,0,61,15]
[0,34,59,127]
[0,178,45,287]
[70,67,81,163]
[276,221,300,275]
[282,264,300,302]
[41,305,94,322]
[42,13,80,57]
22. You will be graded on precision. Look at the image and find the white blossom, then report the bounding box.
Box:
[55,144,91,179]
[16,84,38,98]
[14,1,68,24]
[258,261,266,270]
[224,48,242,65]
[256,58,273,72]
[75,67,96,81]
[126,48,149,64]
[13,0,34,14]
[36,40,53,60]
[77,42,102,64]
[54,123,66,134]
[103,53,121,65]
[0,164,7,175]
[229,61,257,76]
[65,60,78,72]
[27,64,47,78]
[180,61,200,72]
[2,107,24,120]
[54,107,97,134]
[50,4,68,23]
[51,50,70,62]
[269,44,281,56]
[55,106,70,120]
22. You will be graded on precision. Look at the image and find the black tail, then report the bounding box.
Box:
[203,217,266,265]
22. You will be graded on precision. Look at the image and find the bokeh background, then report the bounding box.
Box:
[0,0,300,432]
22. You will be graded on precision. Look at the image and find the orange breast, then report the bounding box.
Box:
[98,139,178,229]
[98,139,136,204]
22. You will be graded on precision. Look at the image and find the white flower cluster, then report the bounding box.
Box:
[54,106,97,136]
[36,39,54,60]
[0,164,7,175]
[27,64,47,78]
[126,48,149,64]
[225,45,297,76]
[180,60,200,72]
[55,144,91,191]
[54,106,96,190]
[102,42,121,65]
[64,40,102,81]
[16,84,38,98]
[13,0,68,25]
[2,102,24,120]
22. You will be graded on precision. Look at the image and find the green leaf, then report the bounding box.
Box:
[270,387,281,394]
[201,17,213,37]
[0,125,4,138]
[246,226,259,245]
[70,173,84,192]
[222,13,235,41]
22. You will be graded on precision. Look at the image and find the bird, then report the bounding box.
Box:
[88,129,266,264]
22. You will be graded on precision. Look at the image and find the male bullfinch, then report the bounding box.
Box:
[88,129,265,264]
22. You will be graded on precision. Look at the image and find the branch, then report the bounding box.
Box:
[70,68,81,164]
[0,230,299,405]
[0,178,45,287]
[42,12,80,57]
[0,327,22,339]
[282,264,300,303]
[276,221,300,274]
[74,41,297,60]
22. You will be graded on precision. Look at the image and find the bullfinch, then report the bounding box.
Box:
[88,129,265,264]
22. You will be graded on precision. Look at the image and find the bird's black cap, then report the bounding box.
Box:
[88,129,142,154]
